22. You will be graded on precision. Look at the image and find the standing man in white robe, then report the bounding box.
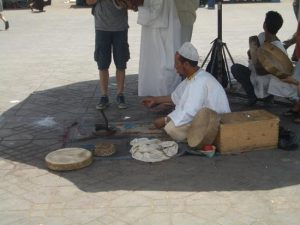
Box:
[142,42,231,141]
[231,11,299,107]
[137,0,182,97]
[175,0,198,44]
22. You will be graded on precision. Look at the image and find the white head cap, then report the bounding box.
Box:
[177,42,199,62]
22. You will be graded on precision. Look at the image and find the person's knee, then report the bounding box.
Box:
[114,43,129,69]
[231,63,250,80]
[164,121,189,142]
[112,30,130,69]
[97,61,110,71]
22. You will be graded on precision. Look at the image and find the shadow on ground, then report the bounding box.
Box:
[0,74,299,193]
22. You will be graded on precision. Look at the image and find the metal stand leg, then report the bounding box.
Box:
[202,38,235,89]
[201,0,235,89]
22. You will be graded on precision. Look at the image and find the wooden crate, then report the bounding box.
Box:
[214,110,279,154]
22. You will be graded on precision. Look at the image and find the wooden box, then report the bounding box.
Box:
[214,110,279,154]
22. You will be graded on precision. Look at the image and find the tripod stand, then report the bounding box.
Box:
[201,0,235,89]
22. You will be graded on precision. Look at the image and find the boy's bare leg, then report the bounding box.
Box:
[116,69,125,95]
[99,69,109,96]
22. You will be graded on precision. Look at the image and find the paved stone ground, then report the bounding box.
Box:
[1,1,300,224]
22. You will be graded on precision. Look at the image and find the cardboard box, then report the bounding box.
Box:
[214,110,279,154]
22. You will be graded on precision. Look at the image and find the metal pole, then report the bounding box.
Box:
[217,0,222,40]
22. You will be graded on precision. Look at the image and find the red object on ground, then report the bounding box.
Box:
[203,144,214,151]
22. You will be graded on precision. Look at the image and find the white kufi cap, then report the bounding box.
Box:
[177,42,199,62]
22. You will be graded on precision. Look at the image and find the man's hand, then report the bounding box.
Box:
[126,0,138,11]
[126,0,144,11]
[143,95,173,108]
[142,97,157,108]
[247,50,251,60]
[153,117,165,129]
[281,76,300,86]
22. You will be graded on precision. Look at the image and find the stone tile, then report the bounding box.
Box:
[63,208,109,225]
[0,194,32,211]
[171,213,208,225]
[110,207,152,224]
[19,216,80,225]
[84,220,107,225]
[30,210,48,217]
[0,213,27,225]
[135,191,173,201]
[22,187,55,204]
[186,204,229,221]
[109,192,152,208]
[133,213,172,225]
[0,159,16,170]
[31,203,49,211]
[153,205,174,214]
[85,215,129,225]
[5,183,29,196]
[0,129,15,139]
[1,140,33,149]
[27,173,74,188]
[264,209,300,225]
[64,193,109,209]
[49,187,85,204]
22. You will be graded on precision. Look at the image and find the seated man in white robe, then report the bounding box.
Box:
[142,42,231,141]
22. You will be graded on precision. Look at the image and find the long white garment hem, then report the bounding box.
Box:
[138,0,182,97]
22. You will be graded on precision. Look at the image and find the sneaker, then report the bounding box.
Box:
[5,21,9,30]
[96,96,109,110]
[116,94,127,109]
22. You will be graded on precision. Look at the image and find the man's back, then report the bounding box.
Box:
[169,69,230,127]
[94,0,128,31]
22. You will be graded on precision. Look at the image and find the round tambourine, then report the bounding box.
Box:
[257,42,293,79]
[187,108,221,149]
[94,143,116,157]
[45,148,92,171]
[249,35,269,76]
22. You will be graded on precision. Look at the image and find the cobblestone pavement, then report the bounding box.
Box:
[1,1,300,224]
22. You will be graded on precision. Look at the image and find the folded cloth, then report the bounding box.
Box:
[130,138,178,162]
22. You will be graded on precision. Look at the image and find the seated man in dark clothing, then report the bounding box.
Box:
[231,11,296,106]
